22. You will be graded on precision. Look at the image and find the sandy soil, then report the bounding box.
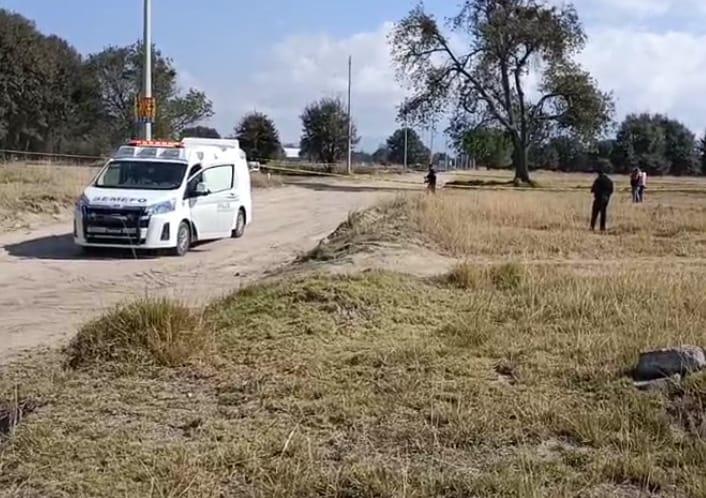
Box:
[0,177,420,363]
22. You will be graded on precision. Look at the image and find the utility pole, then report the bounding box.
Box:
[143,0,153,140]
[403,118,408,170]
[429,122,435,166]
[443,141,447,171]
[346,55,353,175]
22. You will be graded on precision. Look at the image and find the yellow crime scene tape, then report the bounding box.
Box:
[260,164,706,194]
[3,149,703,195]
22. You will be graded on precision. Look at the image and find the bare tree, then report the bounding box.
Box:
[391,0,614,183]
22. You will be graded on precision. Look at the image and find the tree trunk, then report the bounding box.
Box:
[512,142,532,185]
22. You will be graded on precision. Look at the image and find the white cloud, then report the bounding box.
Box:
[571,0,706,23]
[209,23,405,149]
[580,27,706,133]
[203,3,706,151]
[580,0,671,18]
[174,65,203,93]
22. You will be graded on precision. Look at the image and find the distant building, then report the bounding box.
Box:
[283,145,301,161]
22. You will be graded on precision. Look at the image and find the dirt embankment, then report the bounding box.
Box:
[0,176,401,363]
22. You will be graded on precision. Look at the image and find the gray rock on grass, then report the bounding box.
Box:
[634,346,706,382]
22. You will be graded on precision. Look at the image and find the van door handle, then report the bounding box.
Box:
[228,193,238,199]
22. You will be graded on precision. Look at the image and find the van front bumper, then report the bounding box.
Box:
[74,207,180,249]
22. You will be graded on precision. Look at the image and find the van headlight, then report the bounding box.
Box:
[146,199,176,215]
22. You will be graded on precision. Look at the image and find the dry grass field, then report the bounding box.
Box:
[448,169,706,191]
[0,163,283,231]
[0,163,98,230]
[307,182,706,265]
[1,171,706,497]
[413,190,706,260]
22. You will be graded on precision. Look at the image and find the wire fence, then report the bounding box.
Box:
[0,148,106,167]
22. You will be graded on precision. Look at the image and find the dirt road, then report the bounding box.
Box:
[0,177,410,363]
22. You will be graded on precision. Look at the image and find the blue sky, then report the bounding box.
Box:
[4,0,706,150]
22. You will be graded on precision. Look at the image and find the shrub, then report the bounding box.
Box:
[445,262,525,291]
[66,298,210,369]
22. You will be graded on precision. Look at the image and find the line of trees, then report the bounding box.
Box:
[207,98,358,165]
[457,113,706,176]
[6,4,704,175]
[388,0,706,177]
[0,9,212,155]
[0,9,361,166]
[372,128,430,166]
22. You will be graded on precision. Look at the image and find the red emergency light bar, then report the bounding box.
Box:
[127,140,184,148]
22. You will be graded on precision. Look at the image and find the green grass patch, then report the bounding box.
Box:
[66,298,212,370]
[2,267,706,496]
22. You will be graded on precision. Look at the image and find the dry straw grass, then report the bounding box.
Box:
[0,163,97,229]
[66,298,212,370]
[0,163,282,230]
[307,186,706,264]
[2,172,706,496]
[3,268,706,496]
[410,190,706,260]
[249,170,284,188]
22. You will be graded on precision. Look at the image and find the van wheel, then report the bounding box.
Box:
[232,209,246,239]
[172,221,191,256]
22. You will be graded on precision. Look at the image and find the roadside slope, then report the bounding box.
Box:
[0,180,386,363]
[2,180,706,496]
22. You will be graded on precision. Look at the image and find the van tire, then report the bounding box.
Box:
[172,221,191,256]
[232,209,246,239]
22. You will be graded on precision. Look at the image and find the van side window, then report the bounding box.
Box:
[202,165,234,193]
[188,164,202,178]
[187,172,202,195]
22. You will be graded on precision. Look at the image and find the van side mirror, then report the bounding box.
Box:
[193,182,209,197]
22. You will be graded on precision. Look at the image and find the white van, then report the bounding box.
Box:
[74,138,252,256]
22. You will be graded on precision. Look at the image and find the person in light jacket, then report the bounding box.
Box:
[637,169,647,203]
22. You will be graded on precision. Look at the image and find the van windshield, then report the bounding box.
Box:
[96,161,188,190]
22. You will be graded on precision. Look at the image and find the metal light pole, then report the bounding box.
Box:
[403,123,408,170]
[429,123,435,165]
[143,0,153,140]
[346,55,353,175]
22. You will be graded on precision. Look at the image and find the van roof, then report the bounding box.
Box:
[114,138,245,164]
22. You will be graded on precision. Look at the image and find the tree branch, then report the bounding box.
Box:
[408,47,446,58]
[536,111,568,121]
[530,92,566,120]
[499,58,516,128]
[515,44,535,69]
[432,32,513,131]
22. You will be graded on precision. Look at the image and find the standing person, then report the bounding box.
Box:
[590,168,614,232]
[630,168,640,203]
[425,164,437,194]
[637,169,647,203]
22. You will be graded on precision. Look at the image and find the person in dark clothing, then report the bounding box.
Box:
[630,168,640,203]
[590,168,614,231]
[425,165,437,194]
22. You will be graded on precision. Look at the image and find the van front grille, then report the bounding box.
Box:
[83,207,148,245]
